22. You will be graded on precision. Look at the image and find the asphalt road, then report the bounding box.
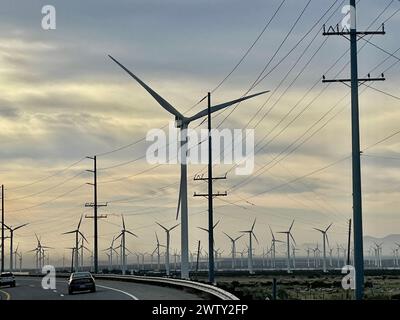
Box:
[0,277,203,300]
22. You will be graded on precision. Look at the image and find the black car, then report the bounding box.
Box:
[0,272,16,287]
[68,272,96,294]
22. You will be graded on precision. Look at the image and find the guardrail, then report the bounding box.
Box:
[15,273,239,300]
[95,274,239,300]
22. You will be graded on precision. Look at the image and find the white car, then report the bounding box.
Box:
[0,272,16,287]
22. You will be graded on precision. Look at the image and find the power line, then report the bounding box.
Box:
[361,83,400,100]
[7,157,86,191]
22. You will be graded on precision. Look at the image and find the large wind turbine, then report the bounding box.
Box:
[278,220,296,273]
[223,232,243,270]
[62,215,87,272]
[313,223,333,273]
[115,215,138,274]
[108,55,269,279]
[240,219,258,274]
[156,222,179,276]
[269,226,284,269]
[2,223,28,271]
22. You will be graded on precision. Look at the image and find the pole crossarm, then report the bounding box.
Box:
[193,191,228,198]
[84,202,108,207]
[85,214,108,219]
[194,174,227,181]
[323,24,385,39]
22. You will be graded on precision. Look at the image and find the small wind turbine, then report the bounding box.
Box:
[306,248,311,269]
[336,244,341,268]
[66,247,75,273]
[103,236,117,270]
[240,219,258,274]
[291,245,299,270]
[223,232,243,270]
[2,223,28,272]
[115,215,138,274]
[108,54,269,279]
[313,223,333,272]
[78,238,91,269]
[374,242,383,268]
[153,232,166,271]
[156,222,179,276]
[269,226,284,269]
[278,220,296,273]
[62,215,88,272]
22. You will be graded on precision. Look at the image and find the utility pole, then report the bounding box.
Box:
[1,185,4,273]
[322,0,385,300]
[86,156,108,273]
[192,92,228,284]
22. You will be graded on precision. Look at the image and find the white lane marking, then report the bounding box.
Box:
[97,285,139,300]
[60,294,64,297]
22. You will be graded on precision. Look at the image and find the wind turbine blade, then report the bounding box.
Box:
[198,227,208,233]
[290,233,296,246]
[235,234,244,241]
[62,230,76,235]
[108,55,184,118]
[325,223,333,232]
[156,222,168,232]
[122,214,126,230]
[269,225,275,240]
[188,90,270,122]
[313,228,324,233]
[79,231,89,243]
[1,223,11,231]
[251,218,256,232]
[155,232,159,244]
[222,232,234,242]
[14,223,29,231]
[289,219,295,232]
[176,175,183,220]
[115,232,123,241]
[170,223,180,231]
[252,232,259,244]
[213,220,220,229]
[77,215,83,230]
[111,236,115,247]
[126,230,138,238]
[326,233,330,248]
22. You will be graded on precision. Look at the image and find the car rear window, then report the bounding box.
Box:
[1,273,13,277]
[72,272,91,279]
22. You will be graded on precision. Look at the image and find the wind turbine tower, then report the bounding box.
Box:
[108,55,269,278]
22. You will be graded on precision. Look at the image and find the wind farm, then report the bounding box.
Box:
[0,0,400,304]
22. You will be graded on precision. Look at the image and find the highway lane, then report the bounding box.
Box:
[0,277,203,300]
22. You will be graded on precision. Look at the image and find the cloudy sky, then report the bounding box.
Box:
[0,0,399,267]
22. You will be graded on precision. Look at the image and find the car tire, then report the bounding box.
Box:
[11,281,16,287]
[68,289,73,295]
[91,286,96,293]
